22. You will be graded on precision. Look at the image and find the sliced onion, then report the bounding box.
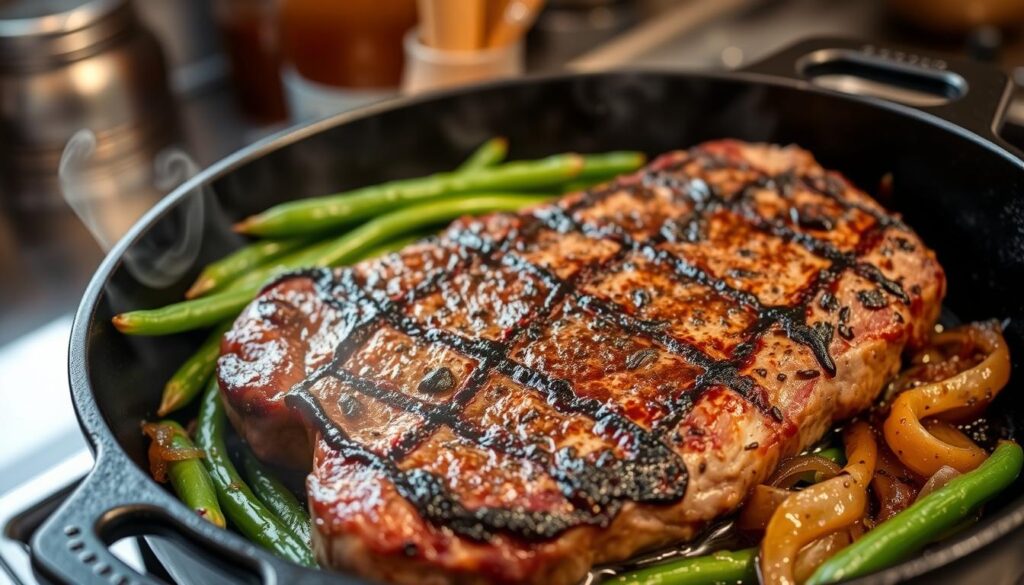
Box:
[872,471,916,523]
[924,419,979,448]
[793,530,854,584]
[739,454,844,534]
[142,422,204,483]
[915,465,961,503]
[875,445,923,486]
[911,348,944,366]
[759,422,877,585]
[767,454,842,489]
[737,484,791,532]
[886,364,925,399]
[884,322,1010,476]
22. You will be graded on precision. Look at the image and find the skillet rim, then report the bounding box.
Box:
[67,67,1024,584]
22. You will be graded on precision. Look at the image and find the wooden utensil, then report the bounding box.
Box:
[487,0,544,48]
[417,0,438,46]
[418,0,484,50]
[486,0,511,40]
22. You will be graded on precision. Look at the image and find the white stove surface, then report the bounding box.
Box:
[0,318,90,585]
[0,316,83,495]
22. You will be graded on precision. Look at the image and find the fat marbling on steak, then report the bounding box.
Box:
[218,140,945,584]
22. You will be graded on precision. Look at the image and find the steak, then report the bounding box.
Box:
[218,140,945,584]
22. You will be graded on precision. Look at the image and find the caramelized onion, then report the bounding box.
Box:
[928,329,993,422]
[886,364,925,399]
[874,444,923,486]
[871,470,916,523]
[737,484,791,532]
[883,322,1009,476]
[739,455,843,533]
[924,418,982,449]
[869,441,921,523]
[142,421,204,483]
[767,455,842,489]
[759,422,878,585]
[911,348,944,366]
[793,530,855,584]
[915,465,961,502]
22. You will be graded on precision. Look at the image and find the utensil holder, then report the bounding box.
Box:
[401,27,524,94]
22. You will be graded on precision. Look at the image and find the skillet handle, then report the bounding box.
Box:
[28,448,308,585]
[30,451,166,585]
[739,37,1014,142]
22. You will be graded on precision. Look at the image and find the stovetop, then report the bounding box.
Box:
[3,1,1023,583]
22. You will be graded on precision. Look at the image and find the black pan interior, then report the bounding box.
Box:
[80,72,1024,582]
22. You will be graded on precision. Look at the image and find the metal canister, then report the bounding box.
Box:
[0,0,177,233]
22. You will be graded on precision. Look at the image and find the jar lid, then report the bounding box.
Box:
[0,0,124,36]
[0,0,131,66]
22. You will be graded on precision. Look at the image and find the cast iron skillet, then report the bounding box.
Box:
[32,38,1024,584]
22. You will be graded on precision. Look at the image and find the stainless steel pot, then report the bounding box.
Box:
[0,0,177,213]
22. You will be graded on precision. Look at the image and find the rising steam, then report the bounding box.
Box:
[59,130,110,249]
[59,129,208,288]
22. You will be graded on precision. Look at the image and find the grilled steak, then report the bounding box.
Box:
[219,140,945,584]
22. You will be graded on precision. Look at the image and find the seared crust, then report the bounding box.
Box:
[219,140,945,584]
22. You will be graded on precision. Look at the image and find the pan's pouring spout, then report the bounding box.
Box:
[59,129,208,288]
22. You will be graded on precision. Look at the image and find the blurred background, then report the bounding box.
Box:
[2,0,1024,581]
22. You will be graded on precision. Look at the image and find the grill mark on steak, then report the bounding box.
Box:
[801,173,908,231]
[288,269,690,540]
[265,143,912,543]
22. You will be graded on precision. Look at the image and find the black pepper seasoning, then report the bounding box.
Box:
[626,348,659,370]
[796,369,821,380]
[819,292,839,312]
[418,367,455,394]
[339,395,361,418]
[631,289,651,309]
[857,289,888,310]
[838,306,855,341]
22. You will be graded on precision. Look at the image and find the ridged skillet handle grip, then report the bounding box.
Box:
[30,452,166,585]
[29,448,310,585]
[739,37,1014,142]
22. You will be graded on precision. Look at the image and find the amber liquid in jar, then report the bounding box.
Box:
[216,0,288,123]
[279,0,418,90]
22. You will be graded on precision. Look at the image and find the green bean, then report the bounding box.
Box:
[148,420,226,528]
[112,287,256,336]
[577,151,646,181]
[559,179,603,194]
[520,152,643,195]
[233,154,581,237]
[241,449,311,545]
[360,232,428,260]
[157,320,232,416]
[613,548,756,585]
[113,194,550,335]
[220,238,349,295]
[223,194,550,294]
[806,441,1023,585]
[457,137,508,171]
[186,238,310,298]
[814,446,845,466]
[195,379,315,566]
